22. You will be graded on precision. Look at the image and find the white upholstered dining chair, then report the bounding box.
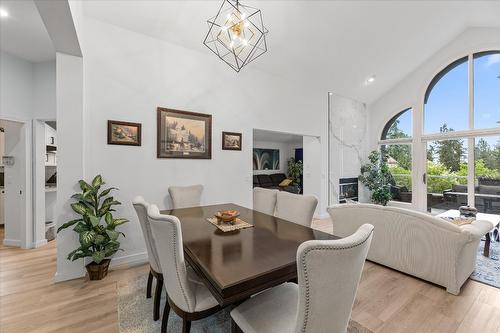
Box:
[230,224,374,333]
[132,196,164,321]
[147,204,221,333]
[275,191,318,227]
[168,184,203,209]
[253,187,278,215]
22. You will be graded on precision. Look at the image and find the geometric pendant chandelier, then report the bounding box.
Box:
[203,0,269,72]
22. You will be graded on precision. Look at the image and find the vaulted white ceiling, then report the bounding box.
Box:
[0,0,55,62]
[82,0,500,103]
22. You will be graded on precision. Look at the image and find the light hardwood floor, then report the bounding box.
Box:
[1,222,499,333]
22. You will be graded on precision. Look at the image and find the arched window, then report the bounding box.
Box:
[380,108,413,203]
[381,108,412,140]
[423,50,500,214]
[424,51,500,133]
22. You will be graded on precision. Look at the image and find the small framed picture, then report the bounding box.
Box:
[107,120,142,146]
[222,132,242,151]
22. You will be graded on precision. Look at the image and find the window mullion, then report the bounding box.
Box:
[467,54,475,206]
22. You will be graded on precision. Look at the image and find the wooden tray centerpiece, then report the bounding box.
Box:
[207,210,253,232]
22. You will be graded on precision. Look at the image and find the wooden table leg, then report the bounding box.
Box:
[484,232,491,257]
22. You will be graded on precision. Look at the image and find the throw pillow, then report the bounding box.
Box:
[279,179,293,187]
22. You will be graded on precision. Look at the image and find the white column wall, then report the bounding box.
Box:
[55,52,85,282]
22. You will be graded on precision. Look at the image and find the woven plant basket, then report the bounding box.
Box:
[86,259,111,280]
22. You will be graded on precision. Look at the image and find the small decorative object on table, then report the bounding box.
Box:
[207,210,253,232]
[459,205,477,218]
[214,210,240,224]
[441,216,475,226]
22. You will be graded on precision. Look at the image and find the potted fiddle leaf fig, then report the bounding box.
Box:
[57,175,128,280]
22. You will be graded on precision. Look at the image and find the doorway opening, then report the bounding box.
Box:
[0,119,31,248]
[252,129,322,216]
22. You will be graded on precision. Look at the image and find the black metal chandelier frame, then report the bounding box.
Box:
[203,0,269,72]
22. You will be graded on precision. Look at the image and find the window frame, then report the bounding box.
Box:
[379,50,500,210]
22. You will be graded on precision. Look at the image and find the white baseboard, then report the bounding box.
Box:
[3,238,21,247]
[110,251,148,269]
[33,239,48,248]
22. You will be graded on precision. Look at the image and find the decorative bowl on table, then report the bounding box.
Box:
[459,205,477,218]
[215,210,240,224]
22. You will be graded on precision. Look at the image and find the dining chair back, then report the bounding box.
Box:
[253,187,278,215]
[133,196,164,321]
[132,196,161,273]
[295,224,374,332]
[275,191,318,227]
[148,205,195,312]
[147,205,221,333]
[168,184,203,209]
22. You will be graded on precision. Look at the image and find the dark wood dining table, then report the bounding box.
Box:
[161,203,338,306]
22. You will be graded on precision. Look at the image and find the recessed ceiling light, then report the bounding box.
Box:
[0,8,9,18]
[365,75,376,85]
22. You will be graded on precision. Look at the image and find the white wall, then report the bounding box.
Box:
[54,16,327,276]
[0,51,33,121]
[368,27,500,211]
[33,61,57,120]
[55,52,86,281]
[253,140,301,176]
[0,51,56,121]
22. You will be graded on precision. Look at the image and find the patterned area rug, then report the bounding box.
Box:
[118,275,373,333]
[470,238,500,288]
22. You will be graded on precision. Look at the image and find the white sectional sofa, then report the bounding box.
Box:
[327,204,494,295]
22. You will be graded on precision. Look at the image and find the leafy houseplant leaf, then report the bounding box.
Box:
[71,203,88,216]
[89,215,100,227]
[80,230,96,248]
[99,187,117,199]
[106,229,119,241]
[79,180,93,192]
[94,234,106,245]
[112,218,128,228]
[105,212,113,225]
[57,219,83,233]
[92,251,105,264]
[73,222,89,233]
[92,175,103,188]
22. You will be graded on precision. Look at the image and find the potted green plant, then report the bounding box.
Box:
[359,150,393,206]
[287,157,303,192]
[57,175,128,280]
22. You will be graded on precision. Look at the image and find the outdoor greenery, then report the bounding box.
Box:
[287,157,303,187]
[359,150,393,205]
[57,175,128,265]
[385,120,500,194]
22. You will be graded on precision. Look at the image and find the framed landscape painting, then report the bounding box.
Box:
[107,120,141,146]
[222,132,242,150]
[253,148,280,170]
[157,107,212,159]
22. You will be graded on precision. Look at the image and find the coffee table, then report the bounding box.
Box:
[437,209,500,257]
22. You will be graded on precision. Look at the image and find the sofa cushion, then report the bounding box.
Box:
[253,175,259,187]
[270,173,287,186]
[257,174,273,187]
[452,184,467,193]
[479,185,500,195]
